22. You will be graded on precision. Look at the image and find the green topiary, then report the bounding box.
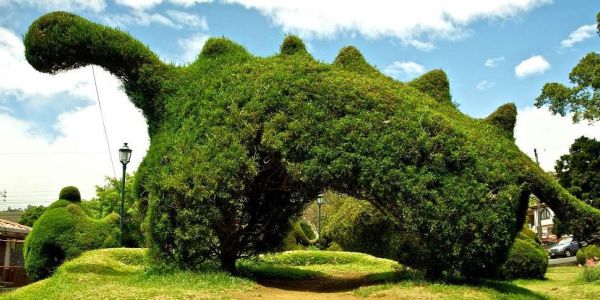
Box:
[281,220,311,251]
[23,188,120,281]
[25,11,600,278]
[59,186,81,202]
[577,245,600,265]
[496,229,548,279]
[485,103,517,141]
[298,219,316,240]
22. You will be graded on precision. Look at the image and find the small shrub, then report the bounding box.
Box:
[583,266,600,283]
[281,220,311,250]
[577,245,600,265]
[59,186,81,202]
[496,231,548,279]
[24,187,120,281]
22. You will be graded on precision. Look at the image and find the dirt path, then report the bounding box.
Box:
[230,272,378,300]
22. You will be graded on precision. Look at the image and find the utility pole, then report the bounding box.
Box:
[534,148,543,240]
[0,190,6,202]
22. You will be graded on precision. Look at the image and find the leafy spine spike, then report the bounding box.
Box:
[408,69,452,104]
[485,103,517,140]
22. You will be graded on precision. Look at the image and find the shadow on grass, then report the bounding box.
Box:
[62,263,136,276]
[449,278,550,300]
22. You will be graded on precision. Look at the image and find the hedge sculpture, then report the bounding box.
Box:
[23,187,120,281]
[25,12,600,278]
[496,228,548,279]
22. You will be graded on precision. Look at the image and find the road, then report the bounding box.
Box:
[548,256,577,266]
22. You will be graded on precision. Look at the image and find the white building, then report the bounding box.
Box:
[526,201,556,242]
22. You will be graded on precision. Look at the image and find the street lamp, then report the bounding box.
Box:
[316,193,324,242]
[118,143,132,246]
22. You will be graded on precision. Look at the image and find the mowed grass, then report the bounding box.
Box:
[3,249,600,299]
[1,248,255,300]
[237,250,417,281]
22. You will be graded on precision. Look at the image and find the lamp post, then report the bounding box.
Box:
[118,143,132,246]
[316,193,324,242]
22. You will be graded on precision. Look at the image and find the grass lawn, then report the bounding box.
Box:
[3,248,600,299]
[1,248,255,300]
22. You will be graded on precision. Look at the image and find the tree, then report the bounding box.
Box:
[554,136,600,240]
[535,12,600,122]
[18,205,46,227]
[86,174,143,247]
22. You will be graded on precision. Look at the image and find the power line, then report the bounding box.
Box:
[92,66,118,180]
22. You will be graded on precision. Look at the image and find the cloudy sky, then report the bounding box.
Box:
[0,0,598,209]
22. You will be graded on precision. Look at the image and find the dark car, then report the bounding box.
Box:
[548,237,580,258]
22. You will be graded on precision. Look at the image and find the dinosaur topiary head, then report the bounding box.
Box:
[25,11,600,278]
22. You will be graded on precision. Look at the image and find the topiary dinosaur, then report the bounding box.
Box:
[24,11,600,278]
[23,186,120,281]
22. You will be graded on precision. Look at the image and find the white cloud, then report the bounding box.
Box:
[514,55,550,79]
[484,56,504,68]
[383,61,426,80]
[104,10,207,29]
[0,28,96,101]
[166,10,209,30]
[115,0,212,10]
[476,80,495,90]
[221,0,551,49]
[0,27,149,209]
[0,0,105,12]
[177,34,211,64]
[515,106,600,172]
[561,24,596,48]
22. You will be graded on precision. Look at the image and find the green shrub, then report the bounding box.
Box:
[582,266,600,283]
[577,245,600,265]
[24,187,120,281]
[496,230,548,279]
[298,219,316,240]
[18,205,46,227]
[24,12,600,278]
[59,186,81,202]
[282,220,312,251]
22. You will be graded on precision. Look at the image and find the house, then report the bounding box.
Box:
[0,219,30,287]
[526,199,557,243]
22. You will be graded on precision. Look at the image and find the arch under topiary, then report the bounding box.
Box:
[23,187,120,281]
[24,11,600,278]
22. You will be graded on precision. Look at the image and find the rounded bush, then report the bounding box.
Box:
[59,186,81,202]
[577,245,600,265]
[24,199,120,281]
[497,231,548,279]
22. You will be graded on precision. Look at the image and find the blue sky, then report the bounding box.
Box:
[0,0,599,208]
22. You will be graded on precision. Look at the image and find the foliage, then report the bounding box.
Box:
[18,205,46,227]
[23,187,120,281]
[281,220,312,250]
[485,103,517,140]
[85,174,143,247]
[582,266,600,283]
[298,219,315,240]
[577,245,600,265]
[59,186,81,202]
[322,196,405,260]
[24,11,600,278]
[409,69,452,104]
[554,136,600,240]
[496,229,548,279]
[535,13,600,122]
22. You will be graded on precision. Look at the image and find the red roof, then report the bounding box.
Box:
[0,218,31,239]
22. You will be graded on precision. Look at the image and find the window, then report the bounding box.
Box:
[540,208,551,220]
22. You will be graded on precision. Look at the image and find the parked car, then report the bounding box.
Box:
[547,237,580,258]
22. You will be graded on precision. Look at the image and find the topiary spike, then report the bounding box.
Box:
[333,46,379,75]
[485,103,517,140]
[200,37,251,60]
[279,35,308,56]
[408,69,452,104]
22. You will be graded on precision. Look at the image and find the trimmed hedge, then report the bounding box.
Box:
[577,245,600,265]
[23,187,120,281]
[59,186,81,202]
[497,229,548,279]
[24,11,600,278]
[282,220,312,251]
